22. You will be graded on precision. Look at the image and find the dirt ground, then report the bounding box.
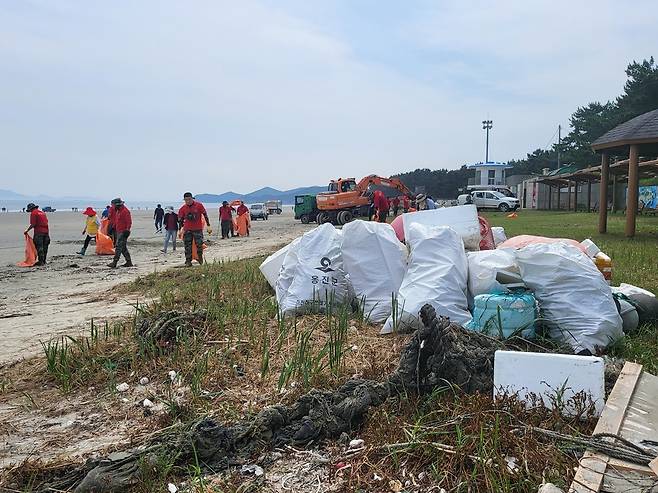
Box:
[0,208,312,365]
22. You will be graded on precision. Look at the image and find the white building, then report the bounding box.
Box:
[466,161,512,187]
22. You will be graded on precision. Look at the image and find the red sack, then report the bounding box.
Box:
[478,215,495,250]
[95,232,115,255]
[191,238,208,262]
[100,218,110,235]
[17,234,38,267]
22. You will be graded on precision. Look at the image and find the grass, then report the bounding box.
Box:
[482,210,658,373]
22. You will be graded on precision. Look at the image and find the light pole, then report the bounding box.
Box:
[482,120,493,163]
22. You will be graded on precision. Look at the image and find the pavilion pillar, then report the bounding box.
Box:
[574,180,579,212]
[625,144,640,237]
[611,174,617,213]
[557,185,561,210]
[548,185,553,210]
[587,180,592,212]
[598,153,609,233]
[567,181,572,211]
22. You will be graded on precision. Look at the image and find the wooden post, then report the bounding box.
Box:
[587,180,592,212]
[557,184,561,210]
[567,181,572,211]
[611,174,617,213]
[574,180,579,212]
[548,185,553,210]
[626,145,639,237]
[599,153,609,233]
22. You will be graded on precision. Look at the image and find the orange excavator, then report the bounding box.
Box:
[315,175,413,225]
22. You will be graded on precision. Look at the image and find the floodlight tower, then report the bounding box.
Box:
[482,119,493,163]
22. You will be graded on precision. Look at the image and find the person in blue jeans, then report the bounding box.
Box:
[161,206,178,253]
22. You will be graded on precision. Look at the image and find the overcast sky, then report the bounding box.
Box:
[1,0,656,200]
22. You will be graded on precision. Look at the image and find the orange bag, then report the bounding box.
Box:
[191,238,208,262]
[100,218,109,235]
[95,232,115,255]
[236,213,250,236]
[17,234,38,267]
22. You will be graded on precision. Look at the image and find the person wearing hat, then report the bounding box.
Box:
[153,204,165,234]
[178,192,210,266]
[415,193,428,211]
[24,203,50,266]
[108,198,133,268]
[161,206,178,253]
[219,200,235,239]
[78,207,101,255]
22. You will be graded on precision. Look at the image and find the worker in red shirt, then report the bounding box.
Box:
[373,190,389,223]
[219,201,235,239]
[24,203,50,266]
[178,192,210,266]
[107,198,134,269]
[392,196,401,216]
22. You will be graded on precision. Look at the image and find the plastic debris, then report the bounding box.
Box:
[240,464,264,476]
[167,483,178,493]
[348,438,364,449]
[168,370,177,382]
[138,377,149,386]
[143,399,154,408]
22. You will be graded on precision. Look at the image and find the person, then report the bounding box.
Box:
[178,192,210,266]
[392,196,400,216]
[403,195,410,213]
[162,206,178,253]
[416,193,428,211]
[24,203,50,266]
[236,201,250,237]
[373,190,389,223]
[426,195,438,210]
[78,207,101,255]
[154,204,165,233]
[219,201,235,239]
[107,204,117,246]
[107,198,133,268]
[101,205,110,219]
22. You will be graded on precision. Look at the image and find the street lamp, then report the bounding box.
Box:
[482,120,493,163]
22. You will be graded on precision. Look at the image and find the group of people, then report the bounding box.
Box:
[23,193,254,269]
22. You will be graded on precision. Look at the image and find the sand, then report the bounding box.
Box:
[0,208,313,365]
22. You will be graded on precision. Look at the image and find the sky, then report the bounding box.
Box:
[1,0,656,201]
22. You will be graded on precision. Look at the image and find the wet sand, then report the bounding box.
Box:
[0,209,312,364]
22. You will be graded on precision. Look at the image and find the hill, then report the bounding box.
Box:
[196,186,325,205]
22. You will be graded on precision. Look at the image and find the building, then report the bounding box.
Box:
[466,161,512,187]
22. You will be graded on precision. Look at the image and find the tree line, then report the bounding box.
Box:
[393,57,658,198]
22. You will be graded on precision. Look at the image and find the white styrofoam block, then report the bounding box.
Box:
[493,350,605,416]
[402,205,480,251]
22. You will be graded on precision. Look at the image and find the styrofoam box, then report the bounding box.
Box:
[402,205,481,251]
[493,350,605,416]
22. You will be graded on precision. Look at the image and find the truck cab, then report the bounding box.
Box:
[294,195,318,224]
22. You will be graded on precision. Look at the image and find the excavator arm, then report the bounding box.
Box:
[356,175,413,199]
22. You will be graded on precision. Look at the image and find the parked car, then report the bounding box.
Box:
[265,200,283,215]
[250,203,269,220]
[457,191,519,211]
[42,206,56,212]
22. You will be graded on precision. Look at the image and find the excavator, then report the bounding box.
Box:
[315,175,413,225]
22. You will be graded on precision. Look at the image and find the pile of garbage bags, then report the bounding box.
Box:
[260,208,655,354]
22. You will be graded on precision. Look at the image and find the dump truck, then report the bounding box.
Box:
[294,195,318,224]
[315,175,413,225]
[265,200,282,215]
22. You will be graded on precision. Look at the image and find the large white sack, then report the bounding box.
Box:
[402,205,481,251]
[276,223,350,315]
[382,224,471,333]
[260,238,301,289]
[467,249,519,299]
[342,220,408,323]
[491,227,507,247]
[515,243,623,353]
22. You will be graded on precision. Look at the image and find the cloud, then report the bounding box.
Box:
[0,0,655,199]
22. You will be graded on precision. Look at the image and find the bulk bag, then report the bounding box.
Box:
[401,205,481,250]
[342,220,408,323]
[260,238,301,290]
[516,243,623,353]
[382,224,471,333]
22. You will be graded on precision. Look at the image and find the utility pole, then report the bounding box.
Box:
[482,120,493,163]
[557,124,561,169]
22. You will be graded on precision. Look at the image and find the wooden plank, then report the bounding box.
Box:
[569,362,643,493]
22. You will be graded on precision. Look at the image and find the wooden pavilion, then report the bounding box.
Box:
[592,108,658,237]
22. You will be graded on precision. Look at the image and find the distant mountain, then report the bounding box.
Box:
[196,186,325,205]
[0,189,101,201]
[0,189,28,200]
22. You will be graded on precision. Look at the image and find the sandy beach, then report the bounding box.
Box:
[0,208,312,365]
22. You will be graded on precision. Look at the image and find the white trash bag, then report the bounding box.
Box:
[342,220,408,323]
[260,237,301,289]
[382,224,471,334]
[515,243,623,353]
[467,249,520,300]
[276,224,350,315]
